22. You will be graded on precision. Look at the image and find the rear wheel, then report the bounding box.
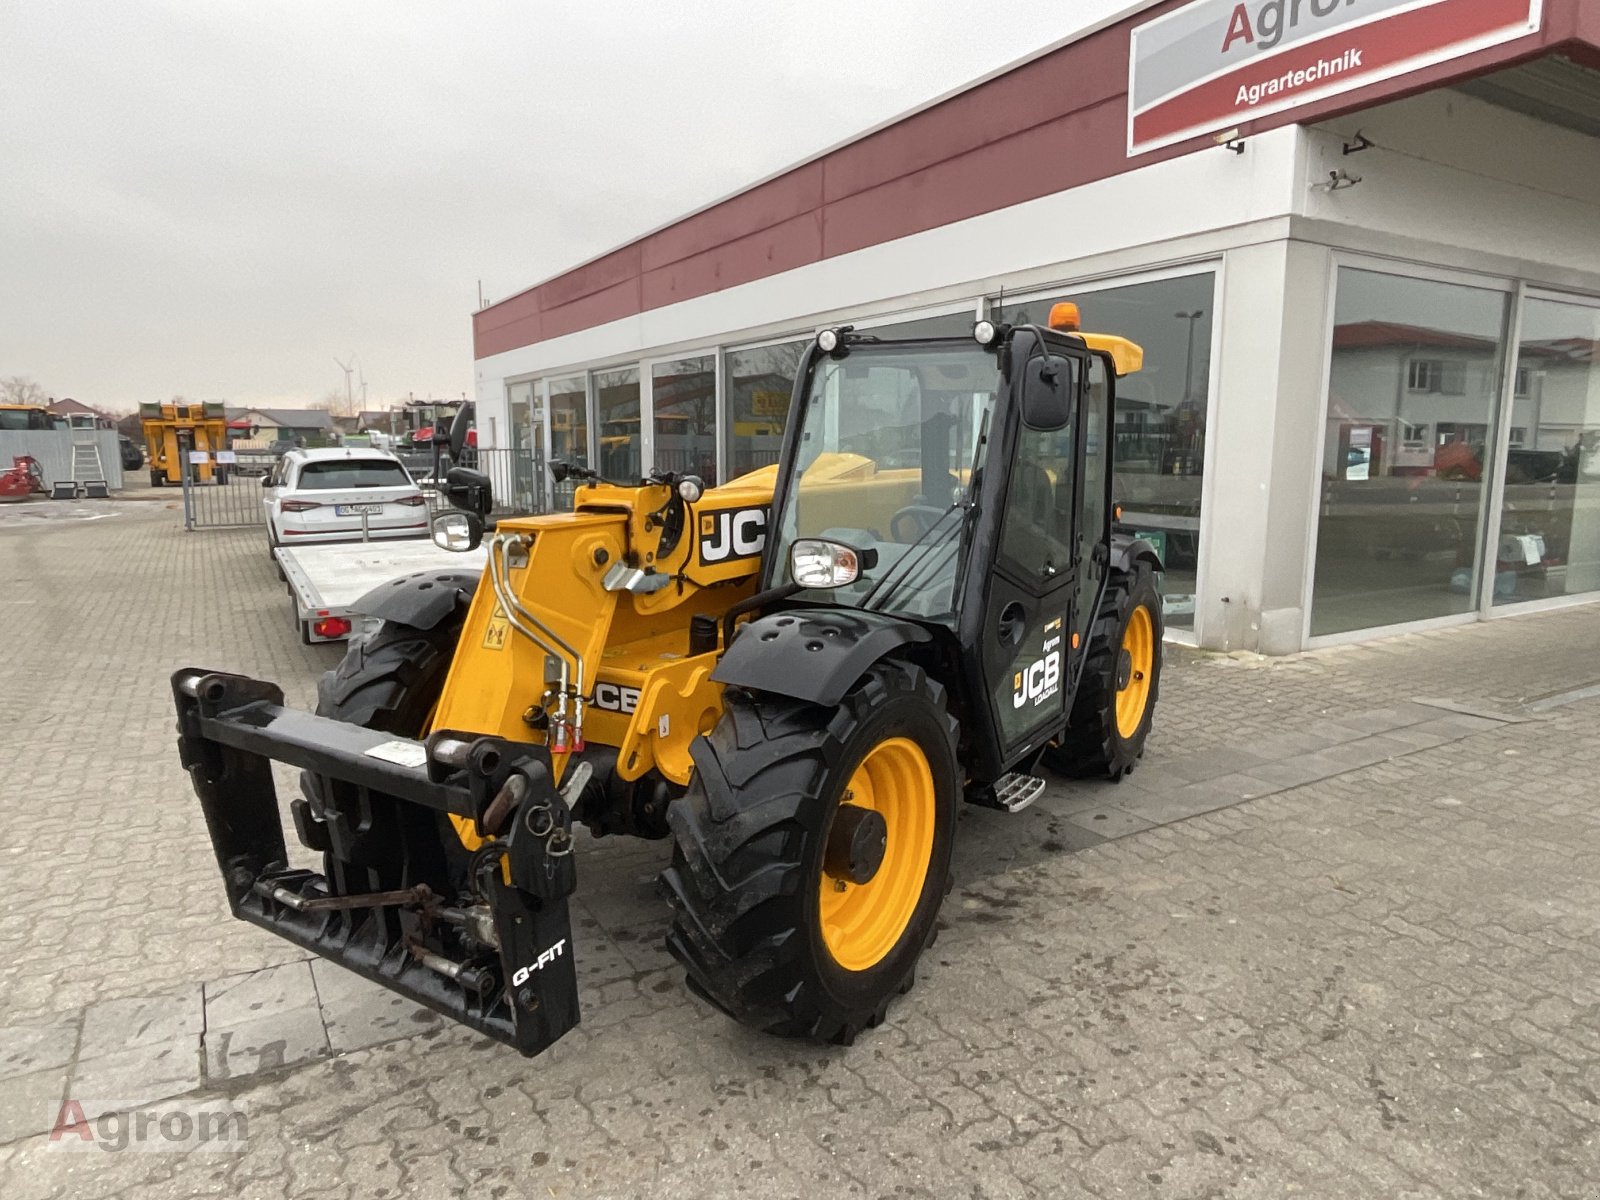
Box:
[1043,562,1162,780]
[662,659,957,1043]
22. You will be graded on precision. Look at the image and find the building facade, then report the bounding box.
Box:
[471,0,1600,653]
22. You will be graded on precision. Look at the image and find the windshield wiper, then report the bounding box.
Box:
[860,503,967,612]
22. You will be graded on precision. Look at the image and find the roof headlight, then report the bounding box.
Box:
[816,328,840,353]
[973,320,997,346]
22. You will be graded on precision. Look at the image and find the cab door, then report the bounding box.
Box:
[974,345,1087,768]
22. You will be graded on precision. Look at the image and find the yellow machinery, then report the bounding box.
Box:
[172,310,1163,1058]
[141,401,229,486]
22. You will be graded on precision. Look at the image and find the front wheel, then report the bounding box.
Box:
[662,659,958,1044]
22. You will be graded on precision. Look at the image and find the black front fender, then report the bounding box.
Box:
[1110,531,1163,576]
[711,609,932,708]
[353,568,480,631]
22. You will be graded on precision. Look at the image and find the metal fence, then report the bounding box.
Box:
[0,429,124,490]
[179,453,269,530]
[179,445,549,531]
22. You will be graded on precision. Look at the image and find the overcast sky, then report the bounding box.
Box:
[0,0,1134,413]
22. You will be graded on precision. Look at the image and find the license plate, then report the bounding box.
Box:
[335,502,385,515]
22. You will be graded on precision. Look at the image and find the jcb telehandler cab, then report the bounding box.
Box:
[172,309,1162,1056]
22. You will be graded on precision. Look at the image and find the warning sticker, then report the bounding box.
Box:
[483,604,510,650]
[364,739,428,769]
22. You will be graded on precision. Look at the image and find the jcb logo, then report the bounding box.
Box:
[591,682,641,714]
[699,506,768,565]
[511,938,567,987]
[1012,651,1061,709]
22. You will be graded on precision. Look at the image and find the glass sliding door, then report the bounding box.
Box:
[726,339,806,479]
[1491,293,1600,605]
[502,380,541,513]
[547,374,588,510]
[651,356,717,483]
[1311,267,1510,637]
[593,366,641,482]
[997,272,1215,630]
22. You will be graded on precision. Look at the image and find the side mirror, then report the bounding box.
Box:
[548,458,571,484]
[431,510,483,552]
[260,476,270,488]
[444,465,492,516]
[1021,353,1075,431]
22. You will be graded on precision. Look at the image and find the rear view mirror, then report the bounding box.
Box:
[431,510,483,553]
[444,466,492,516]
[1021,354,1075,431]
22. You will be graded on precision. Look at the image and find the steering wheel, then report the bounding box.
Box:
[890,504,947,542]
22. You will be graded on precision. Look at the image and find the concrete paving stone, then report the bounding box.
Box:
[0,1067,67,1145]
[67,1035,203,1122]
[1381,723,1466,751]
[1059,804,1157,841]
[1312,735,1412,771]
[1412,697,1533,724]
[1246,756,1346,790]
[0,1015,79,1080]
[203,960,319,1027]
[1245,729,1342,760]
[79,984,204,1058]
[203,960,329,1082]
[309,959,440,1053]
[1202,772,1280,801]
[203,1006,330,1084]
[1142,746,1272,783]
[1109,785,1245,826]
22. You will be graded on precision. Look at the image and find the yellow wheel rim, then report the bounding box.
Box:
[818,736,935,972]
[1115,604,1154,739]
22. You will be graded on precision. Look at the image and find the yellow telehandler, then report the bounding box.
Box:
[173,308,1162,1055]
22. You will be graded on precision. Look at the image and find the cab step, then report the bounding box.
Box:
[973,772,1047,813]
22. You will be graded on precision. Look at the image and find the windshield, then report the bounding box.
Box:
[294,459,413,490]
[770,341,999,624]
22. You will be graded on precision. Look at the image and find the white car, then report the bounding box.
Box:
[264,448,430,550]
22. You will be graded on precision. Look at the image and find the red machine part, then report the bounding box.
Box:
[0,456,45,503]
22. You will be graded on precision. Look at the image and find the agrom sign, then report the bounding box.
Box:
[1127,0,1543,155]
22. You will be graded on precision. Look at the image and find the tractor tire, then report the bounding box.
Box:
[662,658,958,1044]
[1043,562,1162,780]
[312,618,459,733]
[301,616,473,888]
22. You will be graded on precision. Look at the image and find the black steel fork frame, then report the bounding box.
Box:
[171,667,580,1057]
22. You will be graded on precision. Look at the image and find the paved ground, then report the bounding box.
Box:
[2,498,1599,1197]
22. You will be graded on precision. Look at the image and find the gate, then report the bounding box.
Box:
[179,451,268,530]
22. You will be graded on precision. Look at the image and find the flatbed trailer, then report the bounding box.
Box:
[275,539,488,644]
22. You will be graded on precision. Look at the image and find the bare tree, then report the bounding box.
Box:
[311,388,358,417]
[0,376,47,406]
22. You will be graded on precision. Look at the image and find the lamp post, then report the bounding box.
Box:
[1174,310,1204,405]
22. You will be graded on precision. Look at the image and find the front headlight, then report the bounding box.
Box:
[791,538,874,589]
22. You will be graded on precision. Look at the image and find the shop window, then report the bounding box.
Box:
[1492,294,1600,606]
[725,339,806,479]
[593,366,641,482]
[1312,268,1509,636]
[997,273,1215,630]
[652,356,717,484]
[547,374,588,510]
